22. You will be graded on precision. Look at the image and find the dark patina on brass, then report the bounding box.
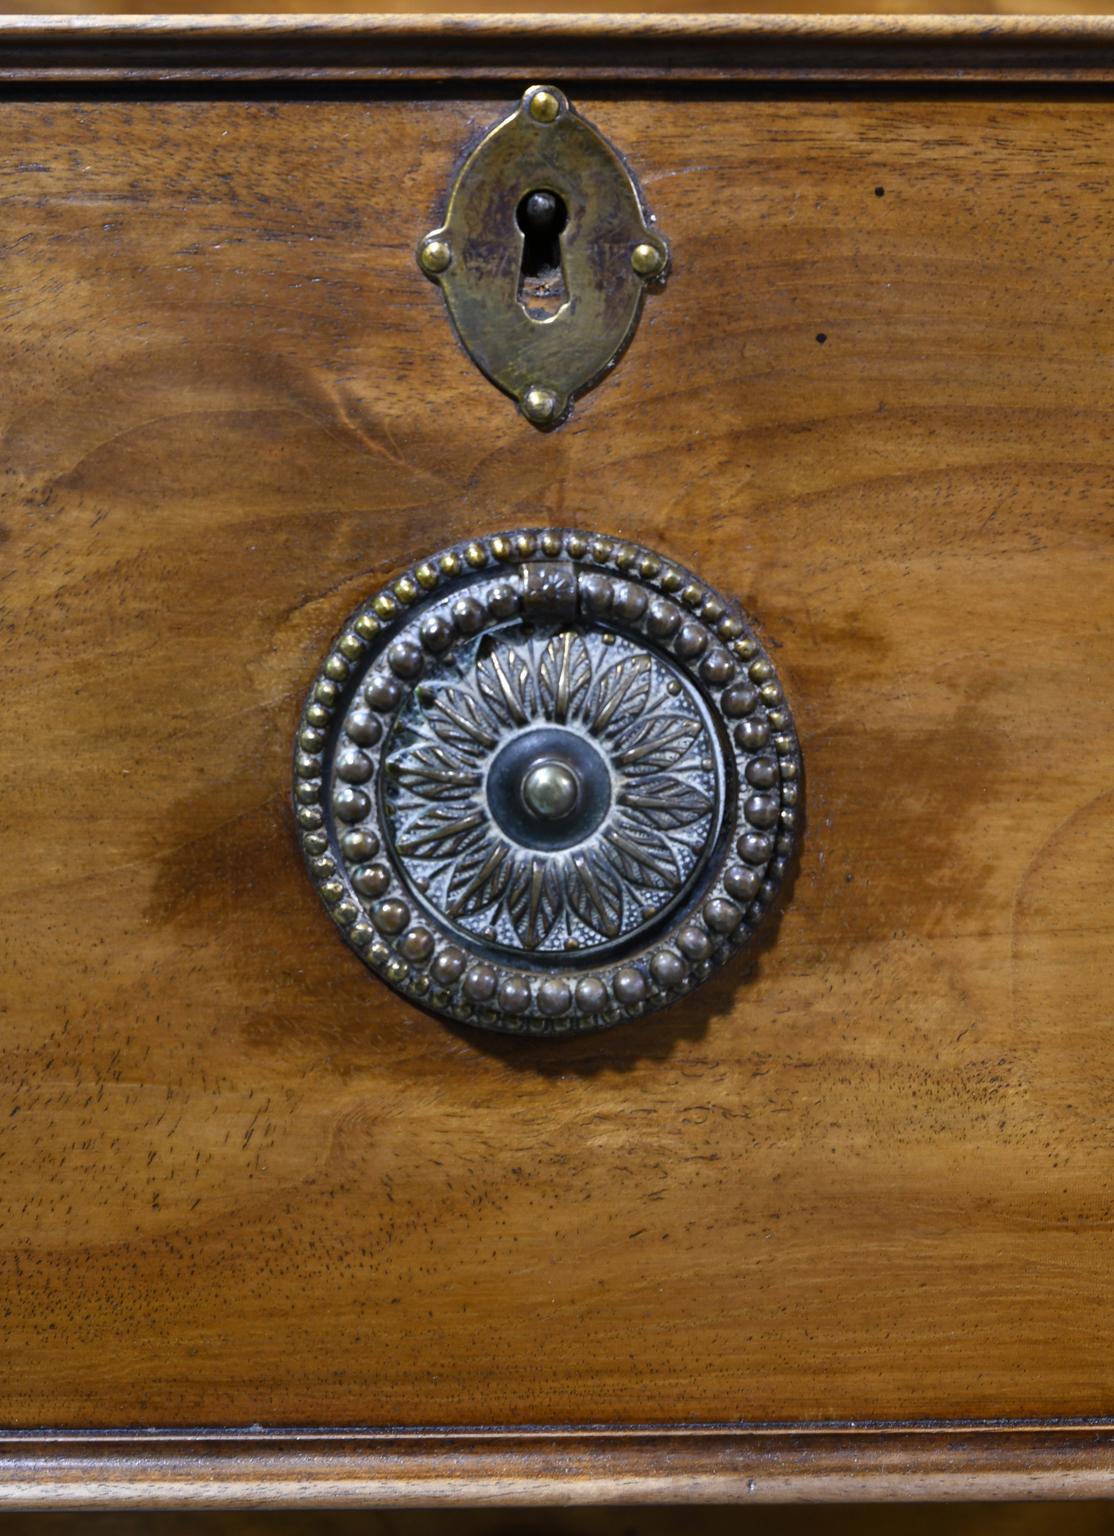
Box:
[417,87,669,428]
[294,531,801,1037]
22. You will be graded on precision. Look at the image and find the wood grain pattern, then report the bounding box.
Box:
[4,15,1114,82]
[2,21,1114,1500]
[0,1431,1113,1507]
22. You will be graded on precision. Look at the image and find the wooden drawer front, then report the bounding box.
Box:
[1,16,1113,1504]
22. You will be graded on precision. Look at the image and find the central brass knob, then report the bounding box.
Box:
[522,759,579,820]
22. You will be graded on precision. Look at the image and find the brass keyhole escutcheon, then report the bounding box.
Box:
[417,86,669,429]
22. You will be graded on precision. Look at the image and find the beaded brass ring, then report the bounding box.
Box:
[294,530,801,1035]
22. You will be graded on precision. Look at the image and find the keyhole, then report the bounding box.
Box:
[516,189,569,319]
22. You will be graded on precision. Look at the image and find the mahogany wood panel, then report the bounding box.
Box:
[2,33,1114,1480]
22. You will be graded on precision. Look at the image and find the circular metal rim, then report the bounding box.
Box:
[293,528,802,1036]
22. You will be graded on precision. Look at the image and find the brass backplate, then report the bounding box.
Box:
[418,86,669,428]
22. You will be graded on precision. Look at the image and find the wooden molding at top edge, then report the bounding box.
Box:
[2,13,1114,83]
[0,1429,1112,1506]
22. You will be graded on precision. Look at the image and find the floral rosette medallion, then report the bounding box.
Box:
[293,530,801,1034]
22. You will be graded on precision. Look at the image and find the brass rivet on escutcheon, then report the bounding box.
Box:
[418,237,452,275]
[631,242,665,278]
[528,88,561,124]
[521,386,561,425]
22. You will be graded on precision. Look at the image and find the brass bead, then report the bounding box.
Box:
[336,747,372,784]
[342,828,380,862]
[631,241,665,278]
[373,899,410,936]
[575,977,606,1013]
[515,532,537,556]
[612,967,647,1005]
[400,926,435,962]
[528,88,560,124]
[537,978,572,1016]
[746,756,778,789]
[415,562,438,589]
[323,654,349,681]
[490,535,513,561]
[333,786,369,822]
[464,543,487,568]
[418,236,451,275]
[541,531,562,556]
[452,596,484,634]
[419,613,454,653]
[565,534,587,558]
[674,621,708,660]
[650,950,686,989]
[704,898,742,935]
[373,593,399,620]
[498,976,531,1014]
[394,576,419,604]
[736,717,769,752]
[441,552,463,575]
[337,632,363,660]
[354,612,380,640]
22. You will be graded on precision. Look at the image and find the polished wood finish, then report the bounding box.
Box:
[4,14,1114,82]
[2,15,1114,1503]
[1,1431,1113,1507]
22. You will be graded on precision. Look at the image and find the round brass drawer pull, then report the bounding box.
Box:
[294,530,801,1035]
